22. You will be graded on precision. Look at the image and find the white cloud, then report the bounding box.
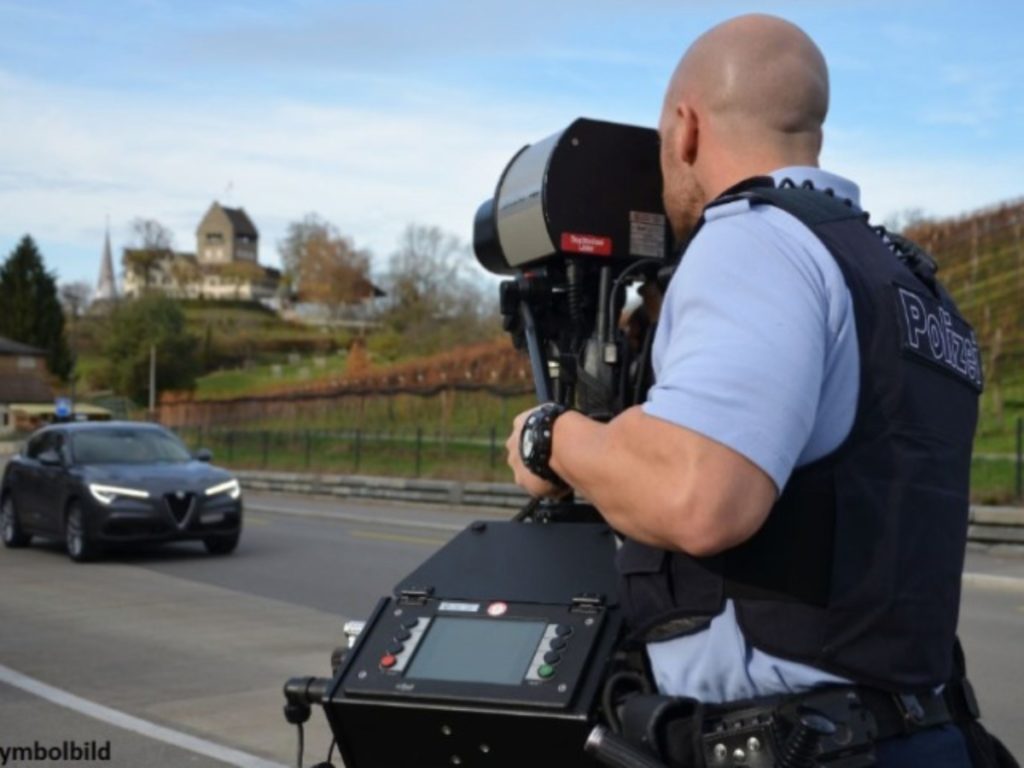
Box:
[823,128,1024,223]
[0,69,581,283]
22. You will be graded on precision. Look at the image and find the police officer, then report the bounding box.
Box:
[506,14,980,767]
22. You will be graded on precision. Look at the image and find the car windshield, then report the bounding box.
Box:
[71,429,192,465]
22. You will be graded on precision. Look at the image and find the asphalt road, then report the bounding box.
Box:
[1,490,1022,767]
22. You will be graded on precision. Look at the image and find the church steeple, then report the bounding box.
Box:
[96,222,117,302]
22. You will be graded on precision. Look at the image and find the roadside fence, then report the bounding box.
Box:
[174,425,510,483]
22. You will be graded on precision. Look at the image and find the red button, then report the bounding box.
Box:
[380,654,397,669]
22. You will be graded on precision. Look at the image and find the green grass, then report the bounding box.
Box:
[971,456,1021,505]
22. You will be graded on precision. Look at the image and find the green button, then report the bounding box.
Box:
[538,664,555,679]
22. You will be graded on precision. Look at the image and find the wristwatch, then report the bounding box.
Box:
[519,402,569,486]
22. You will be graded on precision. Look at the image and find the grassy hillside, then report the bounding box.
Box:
[907,201,1024,501]
[75,299,353,393]
[178,299,351,363]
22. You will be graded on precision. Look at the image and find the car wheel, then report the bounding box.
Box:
[1,495,31,548]
[203,532,240,555]
[65,503,98,563]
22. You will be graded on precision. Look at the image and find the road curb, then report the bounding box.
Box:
[236,470,528,509]
[961,572,1024,592]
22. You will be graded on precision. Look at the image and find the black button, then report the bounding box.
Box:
[401,618,420,630]
[543,651,561,665]
[387,643,405,655]
[555,624,573,637]
[549,637,567,651]
[395,630,412,642]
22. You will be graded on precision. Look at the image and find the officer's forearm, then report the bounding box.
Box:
[550,406,775,556]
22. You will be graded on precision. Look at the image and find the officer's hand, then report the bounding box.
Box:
[506,408,570,499]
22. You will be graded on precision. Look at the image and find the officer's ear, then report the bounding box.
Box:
[677,102,700,166]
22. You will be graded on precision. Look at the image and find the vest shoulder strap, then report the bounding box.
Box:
[715,185,864,226]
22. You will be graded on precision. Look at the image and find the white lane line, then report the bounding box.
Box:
[245,502,468,533]
[962,572,1024,593]
[0,664,287,768]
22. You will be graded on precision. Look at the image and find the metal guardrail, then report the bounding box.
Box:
[969,506,1024,547]
[234,469,529,509]
[235,469,1024,547]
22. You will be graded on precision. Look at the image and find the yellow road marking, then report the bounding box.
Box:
[349,529,447,547]
[243,515,270,527]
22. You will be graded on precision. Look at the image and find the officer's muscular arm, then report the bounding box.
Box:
[550,406,777,557]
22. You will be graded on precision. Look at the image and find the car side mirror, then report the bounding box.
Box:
[38,449,63,467]
[195,448,213,463]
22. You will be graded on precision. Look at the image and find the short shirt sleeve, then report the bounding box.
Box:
[643,205,836,490]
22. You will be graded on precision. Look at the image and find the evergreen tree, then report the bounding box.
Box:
[0,235,72,380]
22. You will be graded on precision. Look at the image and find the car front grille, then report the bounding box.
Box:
[164,492,196,526]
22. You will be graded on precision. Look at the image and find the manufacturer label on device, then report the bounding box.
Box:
[439,602,480,613]
[561,233,612,256]
[629,211,666,258]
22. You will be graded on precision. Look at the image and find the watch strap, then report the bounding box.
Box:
[520,402,569,486]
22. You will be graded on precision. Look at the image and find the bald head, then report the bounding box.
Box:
[665,14,829,165]
[657,15,829,235]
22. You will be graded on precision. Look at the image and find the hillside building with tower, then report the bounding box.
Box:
[121,202,281,302]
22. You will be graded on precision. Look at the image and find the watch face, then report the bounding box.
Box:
[521,428,536,460]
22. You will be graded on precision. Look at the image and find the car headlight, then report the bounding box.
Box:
[88,483,151,505]
[205,478,241,500]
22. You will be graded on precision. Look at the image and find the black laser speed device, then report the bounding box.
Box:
[284,118,672,768]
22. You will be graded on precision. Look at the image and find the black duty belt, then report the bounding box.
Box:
[626,685,955,768]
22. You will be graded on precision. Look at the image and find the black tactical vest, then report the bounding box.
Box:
[618,184,982,693]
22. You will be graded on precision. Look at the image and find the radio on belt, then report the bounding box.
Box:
[320,520,622,768]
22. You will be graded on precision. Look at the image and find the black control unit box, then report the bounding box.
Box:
[323,520,623,768]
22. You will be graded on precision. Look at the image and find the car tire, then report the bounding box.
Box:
[203,532,240,555]
[65,503,99,563]
[1,495,31,548]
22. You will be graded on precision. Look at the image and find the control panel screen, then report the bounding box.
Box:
[406,617,546,685]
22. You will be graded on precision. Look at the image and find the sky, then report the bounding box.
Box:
[1,0,1022,290]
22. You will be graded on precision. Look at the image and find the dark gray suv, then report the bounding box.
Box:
[1,421,243,562]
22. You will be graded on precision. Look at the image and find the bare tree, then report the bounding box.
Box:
[59,280,93,399]
[59,281,93,318]
[379,224,498,354]
[883,208,929,235]
[124,218,175,289]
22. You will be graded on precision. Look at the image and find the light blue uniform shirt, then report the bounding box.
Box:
[641,167,861,702]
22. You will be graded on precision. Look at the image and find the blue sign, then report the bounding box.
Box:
[55,397,72,419]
